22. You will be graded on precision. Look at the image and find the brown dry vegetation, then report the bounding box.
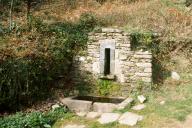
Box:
[32,0,192,40]
[2,0,191,40]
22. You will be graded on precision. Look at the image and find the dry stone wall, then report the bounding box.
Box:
[72,28,152,95]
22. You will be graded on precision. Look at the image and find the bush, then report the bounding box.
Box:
[186,0,192,6]
[97,80,121,96]
[0,13,98,111]
[130,32,192,85]
[130,32,155,50]
[0,107,71,128]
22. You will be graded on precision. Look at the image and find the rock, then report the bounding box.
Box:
[171,72,180,80]
[138,95,146,103]
[64,124,86,128]
[79,57,85,62]
[132,104,146,111]
[118,112,143,126]
[160,101,165,105]
[76,112,87,117]
[86,112,101,119]
[117,98,133,110]
[98,113,120,124]
[52,104,60,110]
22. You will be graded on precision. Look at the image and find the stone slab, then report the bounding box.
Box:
[86,112,101,119]
[98,113,120,124]
[117,98,133,110]
[76,112,87,117]
[118,112,143,126]
[132,104,146,111]
[64,124,86,128]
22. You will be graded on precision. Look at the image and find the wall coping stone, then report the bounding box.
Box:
[102,28,123,33]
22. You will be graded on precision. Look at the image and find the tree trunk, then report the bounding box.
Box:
[27,0,31,17]
[26,0,32,29]
[9,0,14,30]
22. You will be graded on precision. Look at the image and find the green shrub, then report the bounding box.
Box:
[0,13,98,111]
[97,80,112,96]
[130,32,192,85]
[186,0,192,6]
[0,107,71,128]
[97,80,120,96]
[130,32,155,50]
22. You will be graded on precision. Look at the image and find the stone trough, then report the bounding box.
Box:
[60,96,133,113]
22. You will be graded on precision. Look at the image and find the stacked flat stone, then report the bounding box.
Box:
[71,28,152,96]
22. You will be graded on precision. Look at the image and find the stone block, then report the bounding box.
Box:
[144,68,152,73]
[119,74,126,83]
[114,33,122,36]
[93,102,117,113]
[135,51,152,55]
[136,63,152,68]
[60,97,92,112]
[135,73,151,77]
[92,62,100,73]
[125,62,135,67]
[121,43,131,47]
[122,32,130,36]
[119,54,127,60]
[142,77,152,83]
[134,54,152,59]
[102,28,123,33]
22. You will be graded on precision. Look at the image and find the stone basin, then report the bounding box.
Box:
[60,96,133,113]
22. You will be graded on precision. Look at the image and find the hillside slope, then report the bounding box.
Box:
[1,0,191,40]
[34,0,192,40]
